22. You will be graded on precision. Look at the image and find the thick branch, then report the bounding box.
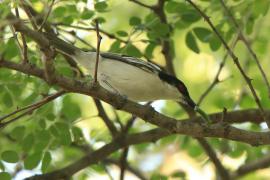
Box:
[1,59,270,146]
[232,154,270,178]
[26,128,169,179]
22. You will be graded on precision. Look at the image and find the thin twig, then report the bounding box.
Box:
[14,6,28,63]
[19,0,38,30]
[129,0,154,9]
[53,23,128,43]
[219,0,270,97]
[197,138,230,180]
[94,20,102,83]
[38,0,55,31]
[232,154,270,178]
[198,35,239,105]
[94,99,118,137]
[58,28,95,49]
[0,90,65,128]
[119,148,129,180]
[71,143,147,180]
[186,0,267,127]
[119,115,137,180]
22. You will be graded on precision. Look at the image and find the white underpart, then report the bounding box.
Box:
[72,51,181,102]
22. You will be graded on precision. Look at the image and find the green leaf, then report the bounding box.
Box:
[174,20,190,29]
[53,6,66,17]
[66,5,77,14]
[150,174,168,180]
[1,150,19,163]
[62,96,81,122]
[0,161,5,171]
[0,172,11,180]
[209,35,222,51]
[3,92,13,108]
[126,44,142,57]
[72,126,83,142]
[145,43,157,59]
[185,31,200,53]
[63,15,74,24]
[54,122,72,145]
[81,10,94,20]
[34,130,51,151]
[46,113,56,121]
[246,16,255,35]
[11,126,26,141]
[193,27,212,42]
[252,0,270,17]
[109,40,121,53]
[22,134,34,152]
[95,17,106,24]
[152,22,170,37]
[129,16,141,26]
[165,1,186,13]
[188,144,203,157]
[41,151,52,173]
[116,31,128,37]
[95,2,108,12]
[171,170,186,178]
[4,39,19,60]
[24,152,43,170]
[182,10,201,23]
[38,118,47,129]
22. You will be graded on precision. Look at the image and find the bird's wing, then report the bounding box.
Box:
[100,52,162,74]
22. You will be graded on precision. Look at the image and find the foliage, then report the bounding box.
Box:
[0,0,270,179]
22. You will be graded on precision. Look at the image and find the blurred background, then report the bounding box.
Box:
[1,0,270,179]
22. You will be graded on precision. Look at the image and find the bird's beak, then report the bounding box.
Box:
[184,96,196,109]
[182,96,210,123]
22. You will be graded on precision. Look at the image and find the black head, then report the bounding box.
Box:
[158,72,196,109]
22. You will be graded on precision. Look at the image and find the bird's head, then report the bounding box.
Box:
[158,72,210,122]
[158,72,196,109]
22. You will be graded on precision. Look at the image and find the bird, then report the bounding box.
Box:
[45,33,209,122]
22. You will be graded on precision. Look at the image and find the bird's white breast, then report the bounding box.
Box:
[73,51,181,102]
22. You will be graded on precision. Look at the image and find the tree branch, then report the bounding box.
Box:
[232,154,270,178]
[94,19,102,83]
[219,0,270,97]
[197,138,230,180]
[3,15,270,145]
[71,143,147,180]
[186,0,268,127]
[1,59,270,145]
[26,128,169,179]
[93,99,118,137]
[53,22,128,43]
[198,35,239,105]
[0,90,65,128]
[38,0,55,31]
[129,0,154,9]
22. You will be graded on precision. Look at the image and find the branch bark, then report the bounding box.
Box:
[232,154,270,178]
[1,59,270,146]
[26,129,169,179]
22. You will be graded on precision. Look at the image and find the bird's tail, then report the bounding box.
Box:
[44,32,81,57]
